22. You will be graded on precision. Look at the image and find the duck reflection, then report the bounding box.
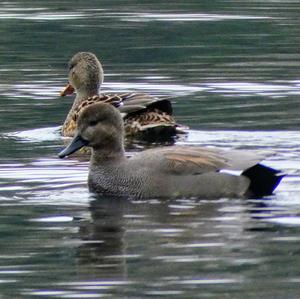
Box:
[76,196,130,279]
[75,193,295,292]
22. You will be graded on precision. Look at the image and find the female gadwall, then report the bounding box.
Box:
[60,52,187,141]
[59,103,284,199]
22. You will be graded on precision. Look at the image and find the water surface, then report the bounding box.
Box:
[1,0,300,298]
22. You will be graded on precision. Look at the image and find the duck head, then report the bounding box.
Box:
[59,103,124,158]
[60,52,104,98]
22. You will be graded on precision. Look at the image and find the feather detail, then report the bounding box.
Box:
[63,93,188,138]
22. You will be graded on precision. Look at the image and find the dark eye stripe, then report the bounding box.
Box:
[69,63,75,71]
[89,120,98,126]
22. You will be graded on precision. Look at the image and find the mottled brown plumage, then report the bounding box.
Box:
[60,52,187,141]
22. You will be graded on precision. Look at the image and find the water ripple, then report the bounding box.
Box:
[122,12,271,22]
[206,81,300,97]
[4,126,61,142]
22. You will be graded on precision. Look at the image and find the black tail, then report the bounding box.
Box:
[242,164,285,198]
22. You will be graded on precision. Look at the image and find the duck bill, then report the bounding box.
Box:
[60,83,75,97]
[59,135,89,158]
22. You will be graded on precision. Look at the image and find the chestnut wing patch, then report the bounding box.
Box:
[161,147,229,175]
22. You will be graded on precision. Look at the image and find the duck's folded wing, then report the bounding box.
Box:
[136,146,228,175]
[137,146,271,175]
[220,149,274,171]
[102,93,173,116]
[72,93,173,122]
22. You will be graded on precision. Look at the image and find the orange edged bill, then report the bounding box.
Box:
[60,83,75,97]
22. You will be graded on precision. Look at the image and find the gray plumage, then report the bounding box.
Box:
[59,102,284,199]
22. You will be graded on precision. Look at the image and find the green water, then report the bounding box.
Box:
[0,1,300,298]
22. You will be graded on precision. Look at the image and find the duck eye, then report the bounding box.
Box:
[89,120,98,127]
[69,63,75,71]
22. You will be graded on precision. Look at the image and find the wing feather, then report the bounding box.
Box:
[132,146,269,175]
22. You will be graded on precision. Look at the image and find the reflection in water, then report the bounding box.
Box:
[0,129,300,297]
[1,0,300,297]
[77,198,128,280]
[50,196,300,297]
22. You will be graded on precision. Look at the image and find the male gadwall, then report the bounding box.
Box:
[59,103,284,199]
[60,52,187,141]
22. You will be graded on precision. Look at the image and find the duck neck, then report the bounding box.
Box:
[74,86,99,106]
[76,85,99,100]
[91,143,126,165]
[63,87,99,132]
[90,149,126,169]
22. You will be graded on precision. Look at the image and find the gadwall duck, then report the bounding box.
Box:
[60,52,187,142]
[59,103,284,199]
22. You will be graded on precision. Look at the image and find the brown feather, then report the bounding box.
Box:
[62,93,187,138]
